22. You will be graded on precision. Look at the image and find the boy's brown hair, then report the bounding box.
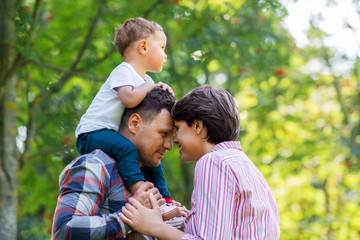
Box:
[114,17,163,57]
[171,85,240,144]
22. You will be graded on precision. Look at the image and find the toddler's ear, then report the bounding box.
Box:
[138,40,147,55]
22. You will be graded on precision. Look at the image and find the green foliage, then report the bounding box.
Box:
[7,0,359,239]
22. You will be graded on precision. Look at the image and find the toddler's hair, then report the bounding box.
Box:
[114,17,163,57]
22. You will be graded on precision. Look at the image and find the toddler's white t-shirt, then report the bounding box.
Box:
[75,62,153,138]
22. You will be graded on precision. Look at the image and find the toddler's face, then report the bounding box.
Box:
[146,31,167,73]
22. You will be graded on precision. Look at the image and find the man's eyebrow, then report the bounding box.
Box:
[161,127,175,133]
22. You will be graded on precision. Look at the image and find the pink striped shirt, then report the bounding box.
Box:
[182,141,280,240]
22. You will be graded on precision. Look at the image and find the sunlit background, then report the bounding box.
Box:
[1,0,359,239]
[283,0,360,74]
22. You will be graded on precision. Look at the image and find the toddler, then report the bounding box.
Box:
[75,17,175,207]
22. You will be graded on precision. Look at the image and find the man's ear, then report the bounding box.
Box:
[193,119,204,135]
[128,113,143,134]
[138,40,147,55]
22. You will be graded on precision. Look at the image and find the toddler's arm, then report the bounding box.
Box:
[117,82,156,108]
[117,82,175,108]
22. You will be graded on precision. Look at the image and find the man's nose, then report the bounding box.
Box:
[173,135,178,145]
[164,136,173,151]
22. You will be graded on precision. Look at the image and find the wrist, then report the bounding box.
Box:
[151,221,172,239]
[145,82,156,88]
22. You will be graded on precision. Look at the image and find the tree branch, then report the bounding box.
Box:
[1,54,26,100]
[27,145,75,161]
[31,0,42,30]
[52,1,106,94]
[143,0,165,18]
[33,61,106,81]
[322,50,349,125]
[95,48,116,65]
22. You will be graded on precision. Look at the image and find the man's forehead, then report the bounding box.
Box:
[149,109,174,125]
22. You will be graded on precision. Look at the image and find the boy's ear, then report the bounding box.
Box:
[128,113,143,134]
[138,40,147,55]
[193,119,204,135]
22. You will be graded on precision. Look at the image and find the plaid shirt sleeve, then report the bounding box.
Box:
[51,151,131,240]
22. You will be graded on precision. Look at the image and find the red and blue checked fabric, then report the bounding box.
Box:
[182,141,281,240]
[51,149,131,240]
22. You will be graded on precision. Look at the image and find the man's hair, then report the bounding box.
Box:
[171,85,240,144]
[114,17,163,57]
[120,88,176,129]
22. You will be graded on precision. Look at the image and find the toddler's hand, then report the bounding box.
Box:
[156,82,175,96]
[166,199,190,217]
[171,200,181,207]
[178,206,190,217]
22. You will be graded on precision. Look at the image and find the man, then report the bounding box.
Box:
[51,89,176,240]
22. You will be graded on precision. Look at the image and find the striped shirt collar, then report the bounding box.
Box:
[211,141,242,152]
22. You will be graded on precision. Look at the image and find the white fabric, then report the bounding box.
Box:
[75,62,153,137]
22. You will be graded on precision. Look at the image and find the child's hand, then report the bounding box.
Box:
[171,200,181,207]
[156,82,175,96]
[167,199,190,217]
[178,206,190,217]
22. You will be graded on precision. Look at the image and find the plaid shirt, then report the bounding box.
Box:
[51,150,131,240]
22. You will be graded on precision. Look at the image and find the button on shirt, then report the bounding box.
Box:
[182,141,280,240]
[51,150,131,240]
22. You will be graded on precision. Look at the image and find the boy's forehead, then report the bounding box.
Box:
[152,30,167,41]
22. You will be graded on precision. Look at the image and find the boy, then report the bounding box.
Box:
[75,18,174,204]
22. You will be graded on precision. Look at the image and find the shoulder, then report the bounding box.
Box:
[197,145,239,168]
[60,150,116,185]
[110,62,133,77]
[144,74,154,83]
[69,149,116,168]
[195,151,229,176]
[195,143,252,179]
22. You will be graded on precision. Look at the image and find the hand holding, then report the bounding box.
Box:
[120,193,163,236]
[132,182,162,208]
